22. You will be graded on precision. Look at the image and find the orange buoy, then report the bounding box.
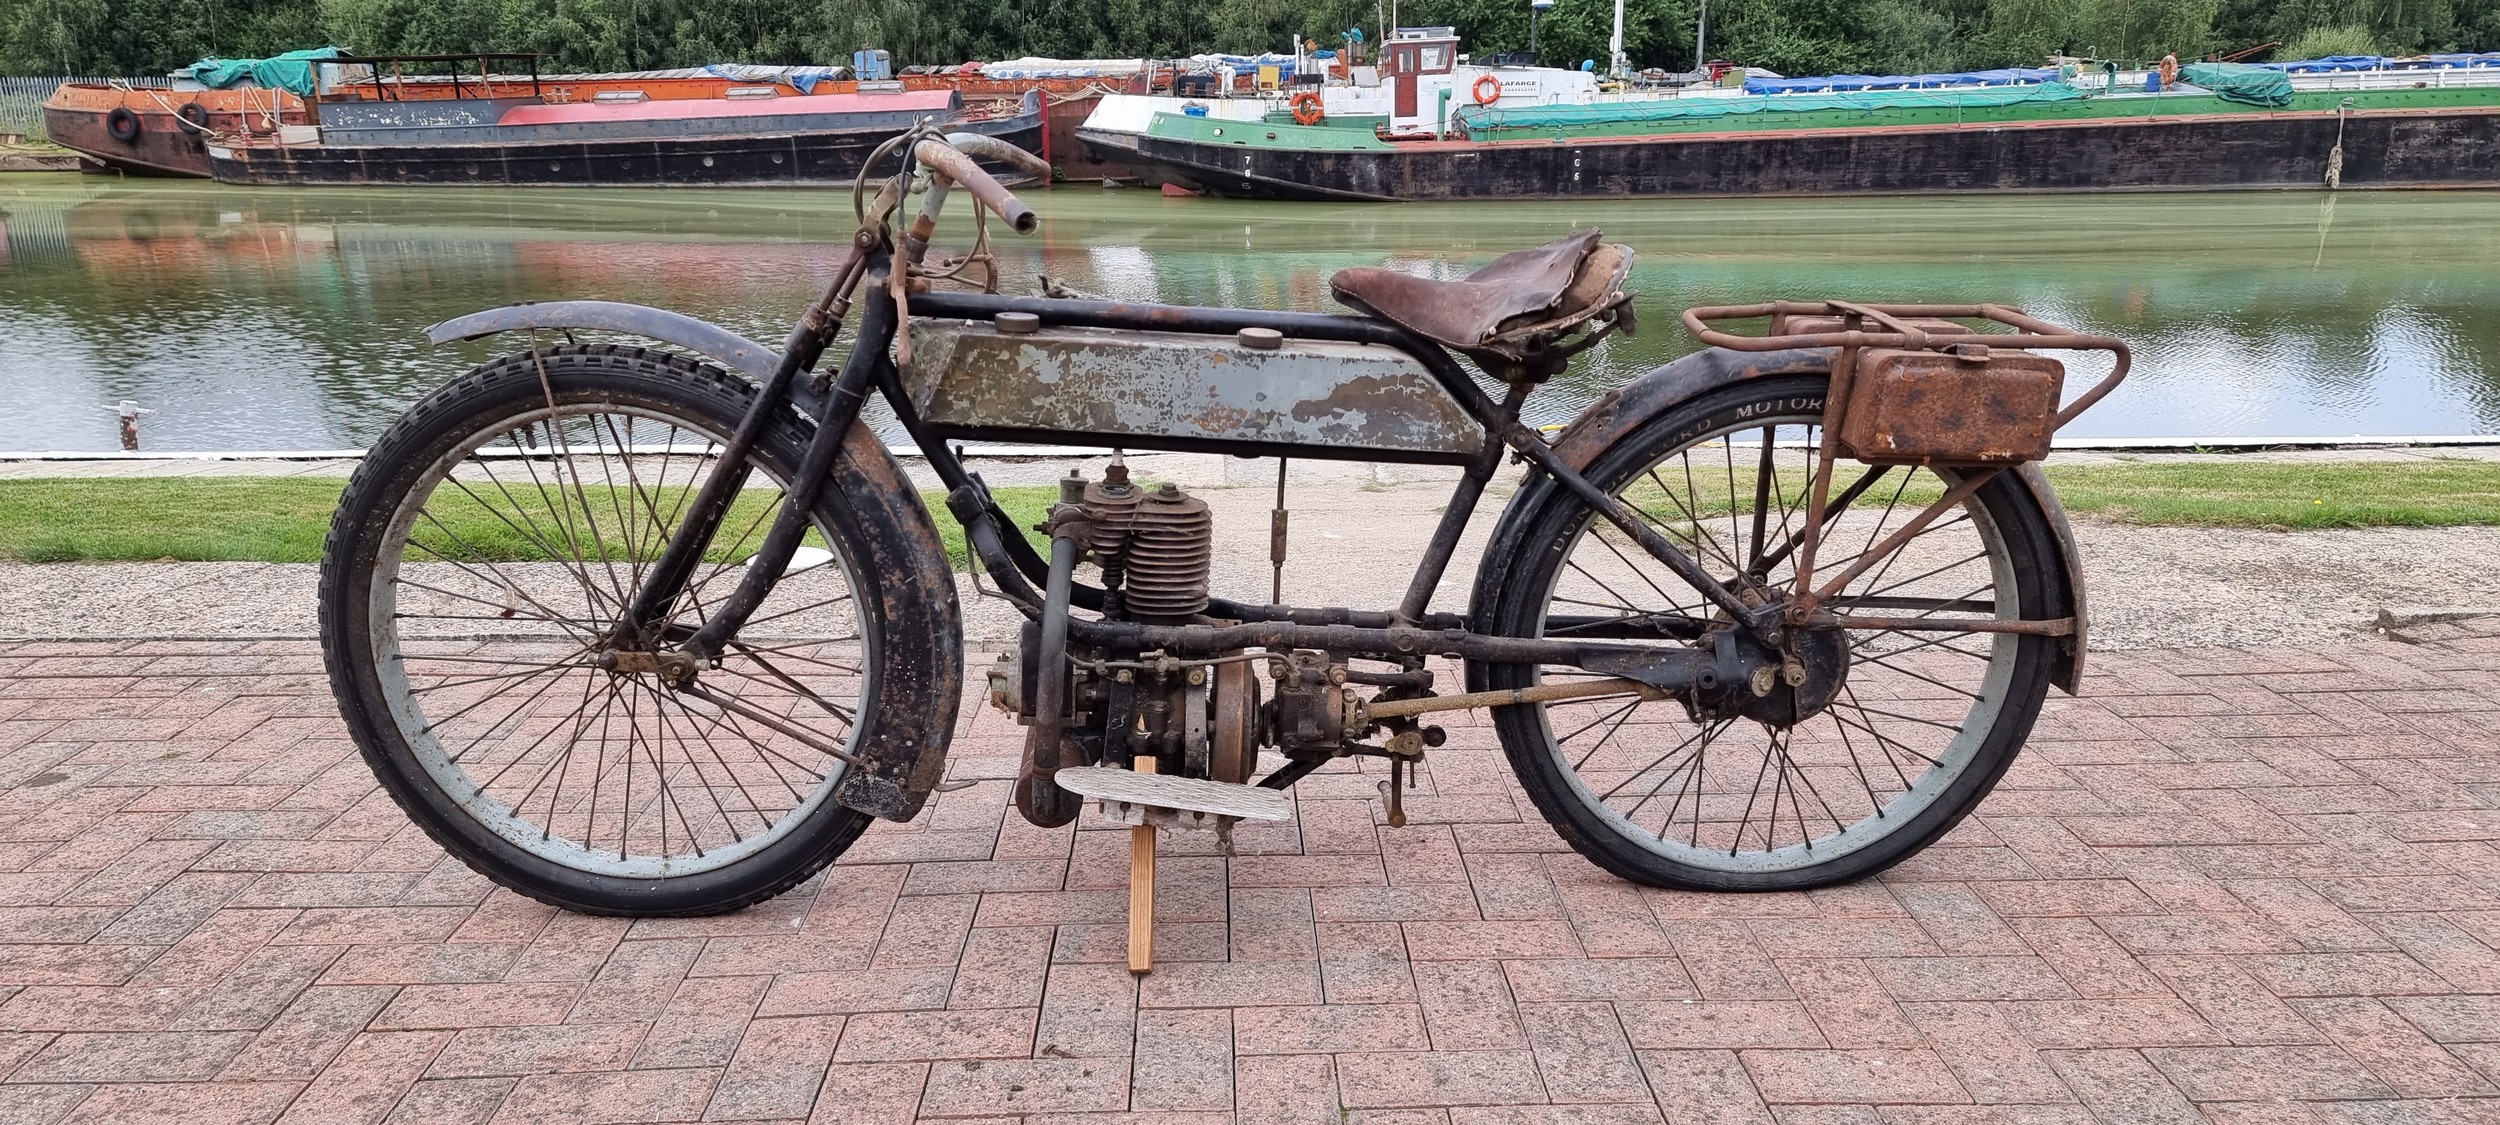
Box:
[1472,74,1503,105]
[1289,90,1326,126]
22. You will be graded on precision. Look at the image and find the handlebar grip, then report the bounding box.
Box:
[914,139,1038,235]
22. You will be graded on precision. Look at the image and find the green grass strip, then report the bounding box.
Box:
[0,476,1057,567]
[2045,459,2500,530]
[0,458,2494,565]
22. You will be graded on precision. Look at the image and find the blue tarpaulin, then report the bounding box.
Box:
[185,47,343,96]
[1743,67,2057,94]
[2259,55,2385,73]
[699,63,849,93]
[2259,52,2500,73]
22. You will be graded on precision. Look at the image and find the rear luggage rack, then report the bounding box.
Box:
[1680,299,2131,617]
[1682,300,2132,466]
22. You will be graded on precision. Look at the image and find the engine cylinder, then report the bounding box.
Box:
[1082,464,1142,558]
[1124,482,1213,621]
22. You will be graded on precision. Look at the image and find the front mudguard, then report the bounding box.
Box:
[426,301,830,415]
[1471,346,2090,695]
[423,301,964,822]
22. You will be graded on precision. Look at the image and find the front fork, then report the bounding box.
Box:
[614,233,892,661]
[625,174,965,660]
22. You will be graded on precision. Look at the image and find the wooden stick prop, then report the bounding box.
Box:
[1128,756,1157,975]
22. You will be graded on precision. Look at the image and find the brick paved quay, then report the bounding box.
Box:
[1,627,2498,1124]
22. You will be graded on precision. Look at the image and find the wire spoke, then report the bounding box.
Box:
[1516,395,2030,873]
[1599,717,1722,804]
[445,469,618,617]
[367,402,873,879]
[403,524,602,635]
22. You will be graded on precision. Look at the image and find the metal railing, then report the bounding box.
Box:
[0,76,173,142]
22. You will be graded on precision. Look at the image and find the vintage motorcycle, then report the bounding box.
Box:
[317,125,2129,925]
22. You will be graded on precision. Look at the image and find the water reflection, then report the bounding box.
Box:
[4,175,2497,452]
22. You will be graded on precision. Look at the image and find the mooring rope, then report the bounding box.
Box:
[109,78,211,135]
[2326,97,2353,190]
[1045,82,1123,106]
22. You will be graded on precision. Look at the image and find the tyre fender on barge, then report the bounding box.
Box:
[41,83,311,177]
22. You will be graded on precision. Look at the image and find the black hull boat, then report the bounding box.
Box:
[1074,37,2500,204]
[209,89,1046,187]
[1077,105,2500,202]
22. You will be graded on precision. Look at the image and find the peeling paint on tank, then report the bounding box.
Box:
[902,320,1483,458]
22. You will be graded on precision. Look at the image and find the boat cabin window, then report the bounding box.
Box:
[1385,41,1457,77]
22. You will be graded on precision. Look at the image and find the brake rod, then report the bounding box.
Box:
[1361,677,1666,719]
[1825,614,2075,636]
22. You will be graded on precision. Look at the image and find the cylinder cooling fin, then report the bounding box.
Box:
[1122,483,1213,621]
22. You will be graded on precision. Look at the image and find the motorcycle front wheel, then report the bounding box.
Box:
[320,345,958,916]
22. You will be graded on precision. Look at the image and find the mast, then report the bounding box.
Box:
[1608,0,1627,78]
[1693,0,1708,74]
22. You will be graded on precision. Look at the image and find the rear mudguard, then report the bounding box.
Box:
[424,300,963,822]
[1470,346,2089,694]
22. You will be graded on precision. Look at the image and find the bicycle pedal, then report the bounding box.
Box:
[1053,766,1292,831]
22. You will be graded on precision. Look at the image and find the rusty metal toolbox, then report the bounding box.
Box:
[1679,300,2130,469]
[1838,345,2065,466]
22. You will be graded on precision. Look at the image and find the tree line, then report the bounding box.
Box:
[5,0,2495,80]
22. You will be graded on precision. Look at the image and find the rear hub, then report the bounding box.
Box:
[1687,608,1851,727]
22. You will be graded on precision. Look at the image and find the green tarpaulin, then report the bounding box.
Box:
[2178,62,2295,107]
[186,48,344,96]
[1456,82,2087,134]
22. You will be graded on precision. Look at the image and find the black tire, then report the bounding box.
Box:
[320,345,958,916]
[1477,375,2068,891]
[176,102,211,133]
[105,106,141,144]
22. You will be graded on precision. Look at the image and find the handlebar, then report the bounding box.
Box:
[943,132,1053,181]
[913,138,1038,236]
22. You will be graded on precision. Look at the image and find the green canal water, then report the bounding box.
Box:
[4,174,2498,452]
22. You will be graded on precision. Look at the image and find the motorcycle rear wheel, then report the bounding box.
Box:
[1478,375,2069,891]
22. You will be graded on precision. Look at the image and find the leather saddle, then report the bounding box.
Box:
[1329,229,1634,358]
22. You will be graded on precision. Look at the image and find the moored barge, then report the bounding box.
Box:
[1077,33,2500,200]
[46,50,1095,180]
[42,82,312,177]
[205,87,1046,187]
[44,52,741,178]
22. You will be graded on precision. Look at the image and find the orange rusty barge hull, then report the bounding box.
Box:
[47,72,1124,181]
[42,85,311,176]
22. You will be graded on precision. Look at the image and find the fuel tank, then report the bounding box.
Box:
[899,318,1485,464]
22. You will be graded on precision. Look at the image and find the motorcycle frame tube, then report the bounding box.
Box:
[903,290,1765,638]
[1056,617,1717,691]
[626,270,1764,670]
